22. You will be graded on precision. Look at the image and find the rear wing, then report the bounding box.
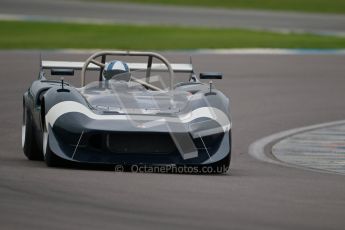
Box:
[41,61,194,73]
[41,51,194,89]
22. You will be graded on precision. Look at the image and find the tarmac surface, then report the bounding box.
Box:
[1,0,345,36]
[0,51,345,229]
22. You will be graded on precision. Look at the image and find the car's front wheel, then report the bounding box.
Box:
[22,108,43,160]
[200,131,232,174]
[204,152,231,174]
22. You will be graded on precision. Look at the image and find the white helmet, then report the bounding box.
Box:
[102,60,130,81]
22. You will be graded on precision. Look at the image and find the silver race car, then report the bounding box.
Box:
[22,51,231,173]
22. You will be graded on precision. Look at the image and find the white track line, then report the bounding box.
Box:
[192,49,345,55]
[248,120,345,174]
[6,49,345,55]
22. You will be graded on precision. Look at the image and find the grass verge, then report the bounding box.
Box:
[94,0,345,14]
[1,20,345,50]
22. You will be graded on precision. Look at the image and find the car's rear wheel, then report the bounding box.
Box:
[22,108,43,160]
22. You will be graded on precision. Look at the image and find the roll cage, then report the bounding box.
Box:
[40,51,195,90]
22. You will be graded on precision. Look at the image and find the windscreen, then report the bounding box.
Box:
[79,70,191,115]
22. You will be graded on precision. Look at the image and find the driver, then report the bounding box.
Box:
[102,60,131,82]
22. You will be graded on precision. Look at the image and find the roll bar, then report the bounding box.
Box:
[81,51,175,89]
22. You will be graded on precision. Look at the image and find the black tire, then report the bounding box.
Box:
[22,108,43,160]
[200,131,232,174]
[207,152,231,174]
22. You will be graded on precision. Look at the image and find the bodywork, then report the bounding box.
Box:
[23,51,231,167]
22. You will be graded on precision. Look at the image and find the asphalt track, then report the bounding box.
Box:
[1,51,345,229]
[1,0,345,36]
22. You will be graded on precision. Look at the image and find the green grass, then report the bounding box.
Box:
[95,0,345,14]
[1,20,345,49]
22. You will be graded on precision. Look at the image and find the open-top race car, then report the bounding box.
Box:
[22,51,231,173]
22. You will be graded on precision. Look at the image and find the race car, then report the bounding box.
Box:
[22,51,232,173]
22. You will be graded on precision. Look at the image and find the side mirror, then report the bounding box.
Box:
[51,69,75,76]
[199,72,222,79]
